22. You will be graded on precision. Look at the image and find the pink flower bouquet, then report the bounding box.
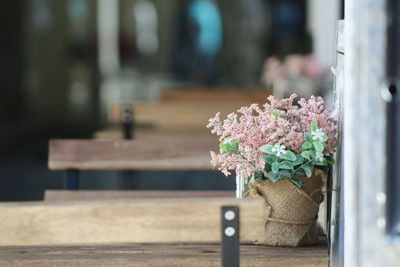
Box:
[207,94,337,188]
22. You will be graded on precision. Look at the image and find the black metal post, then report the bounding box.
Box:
[326,167,333,246]
[64,169,80,190]
[121,104,134,139]
[121,103,135,188]
[384,0,400,238]
[221,206,239,267]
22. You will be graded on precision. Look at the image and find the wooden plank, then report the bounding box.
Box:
[160,88,270,102]
[108,101,259,127]
[343,2,400,266]
[0,198,265,246]
[44,190,234,201]
[94,127,213,140]
[330,21,345,266]
[336,20,344,54]
[48,138,216,170]
[0,243,328,267]
[44,192,335,242]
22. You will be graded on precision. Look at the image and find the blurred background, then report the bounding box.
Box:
[0,0,341,201]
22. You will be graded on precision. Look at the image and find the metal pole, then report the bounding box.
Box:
[64,170,79,190]
[221,206,239,267]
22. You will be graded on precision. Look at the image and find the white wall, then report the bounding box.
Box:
[307,0,340,68]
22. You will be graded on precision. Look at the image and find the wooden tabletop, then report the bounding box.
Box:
[44,190,235,201]
[160,88,269,102]
[48,138,217,171]
[0,198,265,246]
[0,243,328,267]
[108,101,257,127]
[94,127,213,140]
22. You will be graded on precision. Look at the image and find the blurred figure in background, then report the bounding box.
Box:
[174,0,222,85]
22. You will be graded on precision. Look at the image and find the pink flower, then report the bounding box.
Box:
[207,94,337,180]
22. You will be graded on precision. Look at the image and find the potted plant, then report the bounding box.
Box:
[207,94,337,247]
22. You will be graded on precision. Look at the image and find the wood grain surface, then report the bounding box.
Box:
[44,190,234,201]
[108,101,258,127]
[48,138,217,170]
[0,198,265,246]
[94,127,213,140]
[160,88,270,102]
[0,243,328,267]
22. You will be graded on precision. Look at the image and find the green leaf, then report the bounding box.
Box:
[280,161,294,170]
[301,162,314,178]
[302,166,312,177]
[267,171,280,182]
[295,167,306,175]
[260,144,274,154]
[219,142,229,153]
[289,178,302,188]
[301,142,312,150]
[219,140,239,154]
[278,170,292,179]
[326,155,336,165]
[314,158,328,166]
[253,171,264,182]
[271,110,280,118]
[264,163,272,172]
[260,155,276,165]
[313,141,324,153]
[301,151,311,160]
[280,150,297,161]
[272,162,280,173]
[228,140,239,151]
[294,154,305,166]
[310,121,318,131]
[304,133,313,143]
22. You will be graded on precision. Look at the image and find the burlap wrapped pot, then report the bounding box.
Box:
[247,170,324,247]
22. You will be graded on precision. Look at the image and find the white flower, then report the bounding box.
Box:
[271,144,287,157]
[316,152,324,162]
[311,129,326,142]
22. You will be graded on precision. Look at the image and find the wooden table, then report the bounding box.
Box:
[48,138,217,171]
[160,88,269,102]
[0,198,265,246]
[108,101,258,128]
[94,127,213,140]
[44,190,234,201]
[0,243,328,267]
[0,196,328,266]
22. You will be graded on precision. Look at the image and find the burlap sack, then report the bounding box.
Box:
[247,171,324,247]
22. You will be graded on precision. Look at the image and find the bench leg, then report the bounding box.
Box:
[122,121,133,139]
[121,104,134,139]
[64,170,80,190]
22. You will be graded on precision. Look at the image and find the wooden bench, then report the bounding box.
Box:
[108,101,257,129]
[0,243,328,267]
[102,89,270,140]
[0,198,264,246]
[160,88,269,102]
[48,138,217,189]
[0,197,328,266]
[44,190,234,201]
[94,125,213,140]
